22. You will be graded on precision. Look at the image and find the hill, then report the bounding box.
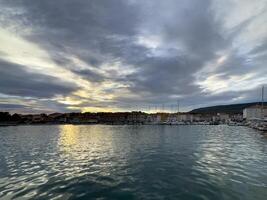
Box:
[189,102,267,115]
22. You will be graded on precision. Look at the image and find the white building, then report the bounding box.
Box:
[243,105,267,120]
[177,114,193,122]
[218,113,230,122]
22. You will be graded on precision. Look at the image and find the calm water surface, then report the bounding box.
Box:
[0,125,266,200]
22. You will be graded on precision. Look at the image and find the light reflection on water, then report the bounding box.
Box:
[0,125,267,199]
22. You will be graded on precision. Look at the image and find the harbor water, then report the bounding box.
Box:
[0,125,267,199]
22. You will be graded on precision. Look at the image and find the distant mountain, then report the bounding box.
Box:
[189,102,267,115]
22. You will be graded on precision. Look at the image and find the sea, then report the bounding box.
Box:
[0,125,266,200]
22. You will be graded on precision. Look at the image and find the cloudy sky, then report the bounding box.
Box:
[0,0,267,113]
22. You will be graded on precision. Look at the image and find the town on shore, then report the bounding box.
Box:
[0,102,266,131]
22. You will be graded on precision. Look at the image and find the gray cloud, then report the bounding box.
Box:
[0,0,267,112]
[71,69,105,83]
[0,104,26,109]
[0,60,78,98]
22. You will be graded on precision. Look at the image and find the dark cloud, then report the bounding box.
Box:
[71,69,105,83]
[125,56,200,95]
[0,60,78,98]
[0,0,266,112]
[0,104,26,109]
[6,0,142,67]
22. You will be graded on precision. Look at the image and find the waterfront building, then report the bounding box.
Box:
[146,114,161,124]
[167,114,178,123]
[217,113,230,123]
[177,114,190,122]
[229,114,243,122]
[243,105,267,120]
[192,114,202,122]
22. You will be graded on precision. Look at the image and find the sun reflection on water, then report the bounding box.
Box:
[59,125,80,148]
[57,125,117,176]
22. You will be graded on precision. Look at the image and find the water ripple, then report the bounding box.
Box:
[0,125,266,199]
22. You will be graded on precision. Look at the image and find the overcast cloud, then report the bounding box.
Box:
[0,0,266,113]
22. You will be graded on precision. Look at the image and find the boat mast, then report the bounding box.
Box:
[261,86,264,119]
[177,100,179,121]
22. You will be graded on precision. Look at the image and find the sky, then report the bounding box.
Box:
[0,0,267,113]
